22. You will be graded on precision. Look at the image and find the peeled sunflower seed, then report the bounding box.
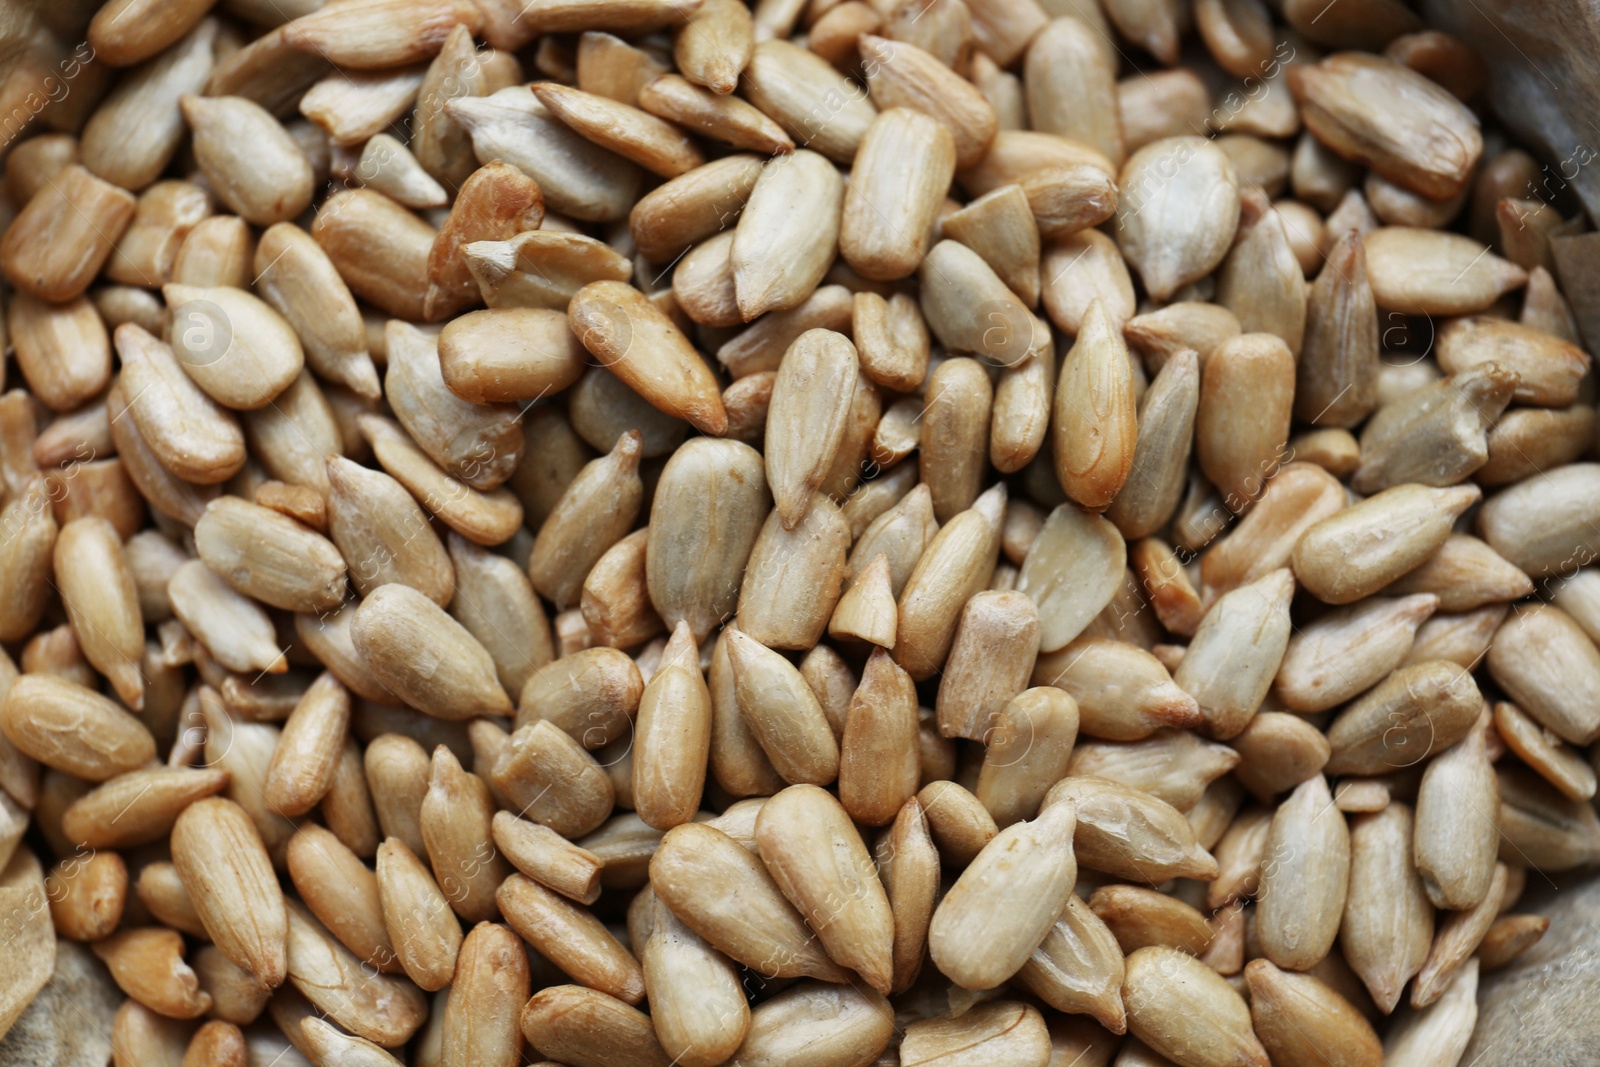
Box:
[1115,136,1241,301]
[17,2,1600,1061]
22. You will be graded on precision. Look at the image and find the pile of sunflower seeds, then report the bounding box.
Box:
[0,0,1597,1064]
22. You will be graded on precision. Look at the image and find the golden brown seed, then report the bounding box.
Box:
[1171,568,1293,738]
[852,290,931,394]
[299,1016,404,1067]
[1274,594,1439,713]
[310,189,434,321]
[1410,862,1506,1008]
[756,784,895,993]
[642,891,749,1067]
[648,821,851,982]
[0,478,57,643]
[420,746,512,923]
[47,850,127,942]
[725,981,893,1067]
[94,926,212,1019]
[1479,404,1595,487]
[1353,363,1519,494]
[518,645,643,749]
[493,811,604,905]
[762,329,860,528]
[970,687,1078,828]
[1123,946,1269,1067]
[917,357,991,521]
[1127,306,1237,379]
[1293,483,1481,605]
[833,647,918,826]
[191,497,345,615]
[467,231,632,315]
[492,721,616,838]
[249,225,374,396]
[171,215,254,289]
[1436,315,1590,408]
[900,1001,1050,1066]
[1015,891,1126,1032]
[422,161,546,320]
[286,823,394,974]
[1322,659,1481,777]
[1107,349,1199,541]
[375,837,462,991]
[532,81,706,179]
[181,95,313,227]
[1498,762,1600,871]
[114,324,245,486]
[631,623,712,831]
[1413,712,1501,910]
[1216,197,1305,355]
[1026,17,1123,165]
[1245,959,1383,1067]
[1197,333,1295,513]
[498,873,645,1004]
[929,798,1077,990]
[722,627,839,785]
[518,984,671,1067]
[171,797,289,989]
[527,431,643,610]
[570,280,728,436]
[352,583,512,721]
[0,165,137,303]
[647,438,769,641]
[1478,462,1600,579]
[1034,637,1199,740]
[920,240,1044,368]
[935,590,1041,741]
[629,153,764,262]
[1288,52,1481,199]
[1478,914,1549,970]
[739,500,851,653]
[1069,729,1239,812]
[51,515,145,709]
[740,39,875,163]
[1046,775,1218,882]
[1048,300,1136,511]
[444,921,531,1067]
[674,0,753,94]
[1495,700,1596,802]
[1088,883,1212,956]
[437,308,586,407]
[895,483,1005,678]
[9,292,112,413]
[281,0,483,68]
[263,673,351,817]
[283,901,428,1047]
[1,675,156,783]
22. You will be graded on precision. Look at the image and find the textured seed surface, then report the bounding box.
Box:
[11,4,1598,1062]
